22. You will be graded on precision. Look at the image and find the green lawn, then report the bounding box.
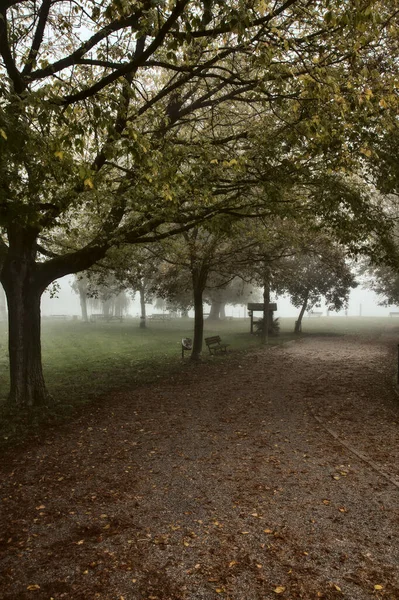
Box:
[0,317,269,406]
[1,315,398,445]
[1,315,398,407]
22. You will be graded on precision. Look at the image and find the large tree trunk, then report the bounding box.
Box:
[208,300,222,320]
[220,302,226,320]
[295,291,309,334]
[139,284,146,328]
[261,266,271,345]
[1,228,51,407]
[77,280,88,322]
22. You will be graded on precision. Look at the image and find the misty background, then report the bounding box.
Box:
[33,275,399,319]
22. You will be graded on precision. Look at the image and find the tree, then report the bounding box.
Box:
[276,241,358,332]
[205,278,258,320]
[71,275,89,322]
[0,0,397,405]
[149,223,240,360]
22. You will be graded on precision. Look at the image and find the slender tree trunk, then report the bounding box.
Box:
[220,303,226,320]
[261,266,271,345]
[190,266,208,361]
[1,228,51,407]
[139,284,146,328]
[208,300,221,320]
[77,281,88,322]
[295,291,309,334]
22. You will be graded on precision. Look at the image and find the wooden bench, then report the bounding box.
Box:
[205,335,229,355]
[90,314,123,322]
[149,313,172,320]
[389,312,399,317]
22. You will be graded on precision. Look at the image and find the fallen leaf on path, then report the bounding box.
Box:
[274,586,285,594]
[229,561,238,567]
[27,584,40,591]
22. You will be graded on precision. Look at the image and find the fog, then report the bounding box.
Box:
[36,276,399,319]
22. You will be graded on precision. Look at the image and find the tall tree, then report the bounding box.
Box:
[275,240,358,332]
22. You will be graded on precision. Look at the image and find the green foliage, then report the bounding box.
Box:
[275,238,358,312]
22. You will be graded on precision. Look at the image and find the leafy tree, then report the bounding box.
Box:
[205,278,259,320]
[148,223,241,359]
[275,241,358,332]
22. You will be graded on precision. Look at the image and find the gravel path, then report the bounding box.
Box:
[0,332,398,599]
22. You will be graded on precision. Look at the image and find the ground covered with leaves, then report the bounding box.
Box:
[1,331,398,600]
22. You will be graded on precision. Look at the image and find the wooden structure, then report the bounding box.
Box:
[247,302,277,334]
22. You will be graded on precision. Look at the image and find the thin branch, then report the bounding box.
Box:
[59,0,189,105]
[22,0,53,76]
[0,5,24,92]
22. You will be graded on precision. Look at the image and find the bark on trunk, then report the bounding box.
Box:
[295,291,309,334]
[261,268,271,345]
[77,281,88,322]
[1,228,51,407]
[190,266,208,361]
[220,303,226,320]
[139,284,146,328]
[208,301,222,320]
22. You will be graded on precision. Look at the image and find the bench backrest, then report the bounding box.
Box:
[205,336,221,345]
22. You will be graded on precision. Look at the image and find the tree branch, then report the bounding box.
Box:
[22,0,53,76]
[0,5,25,92]
[59,0,189,105]
[27,4,152,82]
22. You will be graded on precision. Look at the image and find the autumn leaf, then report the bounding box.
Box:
[27,584,40,591]
[228,560,238,568]
[374,585,383,590]
[334,584,342,591]
[54,150,64,160]
[274,586,286,594]
[84,178,94,189]
[0,128,7,140]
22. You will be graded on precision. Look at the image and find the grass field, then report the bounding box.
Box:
[1,314,398,404]
[0,315,398,444]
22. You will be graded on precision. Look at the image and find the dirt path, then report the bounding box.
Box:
[0,332,398,600]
